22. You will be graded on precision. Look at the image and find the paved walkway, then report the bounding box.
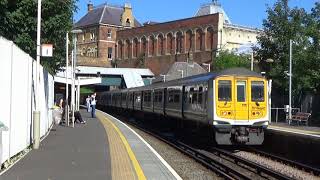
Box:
[1,110,111,180]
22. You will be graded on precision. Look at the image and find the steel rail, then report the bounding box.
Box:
[123,119,263,180]
[249,148,320,176]
[212,147,292,180]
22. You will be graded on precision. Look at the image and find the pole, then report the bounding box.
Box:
[72,34,78,128]
[71,50,74,128]
[65,33,69,127]
[33,0,41,149]
[289,40,293,120]
[251,52,254,71]
[77,78,80,111]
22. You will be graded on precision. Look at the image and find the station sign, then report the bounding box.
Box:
[41,44,53,57]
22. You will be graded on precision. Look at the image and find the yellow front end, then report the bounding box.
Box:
[214,75,269,145]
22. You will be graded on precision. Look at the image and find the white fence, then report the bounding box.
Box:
[0,37,54,165]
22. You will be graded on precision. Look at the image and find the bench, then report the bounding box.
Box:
[288,112,311,126]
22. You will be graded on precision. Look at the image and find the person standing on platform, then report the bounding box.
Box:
[91,92,96,99]
[91,96,97,118]
[86,95,91,112]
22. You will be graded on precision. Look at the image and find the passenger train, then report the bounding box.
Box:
[96,68,272,145]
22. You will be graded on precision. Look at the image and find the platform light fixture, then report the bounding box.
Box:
[71,29,83,128]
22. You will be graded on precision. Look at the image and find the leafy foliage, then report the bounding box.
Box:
[0,0,77,74]
[256,0,320,105]
[213,50,251,71]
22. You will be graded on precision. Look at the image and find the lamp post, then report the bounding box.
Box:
[70,29,82,128]
[65,32,69,127]
[289,40,293,120]
[178,70,184,78]
[202,63,211,72]
[33,0,42,149]
[251,52,254,71]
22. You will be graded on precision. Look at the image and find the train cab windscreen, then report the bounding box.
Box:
[218,80,231,101]
[251,81,264,102]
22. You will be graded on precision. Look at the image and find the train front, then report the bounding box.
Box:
[212,73,271,145]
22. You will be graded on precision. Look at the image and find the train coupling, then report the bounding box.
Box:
[231,127,249,144]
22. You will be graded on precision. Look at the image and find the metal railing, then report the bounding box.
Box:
[271,108,300,123]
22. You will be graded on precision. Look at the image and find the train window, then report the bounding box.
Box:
[159,92,163,102]
[154,91,159,102]
[168,93,174,103]
[174,94,180,103]
[236,81,246,102]
[218,80,231,101]
[144,92,150,102]
[198,86,203,104]
[204,86,208,108]
[251,81,264,102]
[189,87,194,104]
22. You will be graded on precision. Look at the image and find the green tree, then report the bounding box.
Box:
[213,50,251,71]
[256,0,320,105]
[0,0,77,74]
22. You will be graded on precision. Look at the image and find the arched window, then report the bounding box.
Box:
[141,37,147,57]
[118,41,124,59]
[125,39,131,59]
[186,30,193,52]
[196,29,204,51]
[166,33,173,54]
[158,34,164,55]
[133,38,139,58]
[206,27,215,50]
[149,36,155,56]
[176,31,183,53]
[126,18,131,26]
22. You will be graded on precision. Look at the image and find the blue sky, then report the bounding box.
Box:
[75,0,318,28]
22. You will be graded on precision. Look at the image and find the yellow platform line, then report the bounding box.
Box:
[98,112,146,180]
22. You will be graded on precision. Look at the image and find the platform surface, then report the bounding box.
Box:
[0,109,181,180]
[96,110,180,180]
[269,122,320,138]
[1,110,111,180]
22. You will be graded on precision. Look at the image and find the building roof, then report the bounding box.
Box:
[75,3,141,28]
[153,62,207,83]
[195,1,231,24]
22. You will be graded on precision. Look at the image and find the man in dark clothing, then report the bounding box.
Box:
[75,111,86,124]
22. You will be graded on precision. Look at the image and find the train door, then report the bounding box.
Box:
[235,78,249,121]
[249,78,267,120]
[216,77,234,120]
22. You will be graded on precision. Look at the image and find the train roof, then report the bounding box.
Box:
[108,68,263,93]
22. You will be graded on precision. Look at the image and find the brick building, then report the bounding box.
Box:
[75,1,261,75]
[115,1,261,75]
[116,13,220,75]
[74,2,141,67]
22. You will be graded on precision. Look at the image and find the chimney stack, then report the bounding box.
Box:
[87,1,93,12]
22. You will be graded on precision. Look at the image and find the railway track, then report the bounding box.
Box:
[121,117,292,180]
[248,147,320,176]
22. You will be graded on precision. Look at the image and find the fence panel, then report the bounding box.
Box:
[0,37,54,165]
[9,43,32,157]
[0,38,14,164]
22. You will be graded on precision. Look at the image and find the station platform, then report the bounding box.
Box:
[268,122,320,139]
[1,109,181,180]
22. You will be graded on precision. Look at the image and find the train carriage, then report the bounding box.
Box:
[98,68,271,145]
